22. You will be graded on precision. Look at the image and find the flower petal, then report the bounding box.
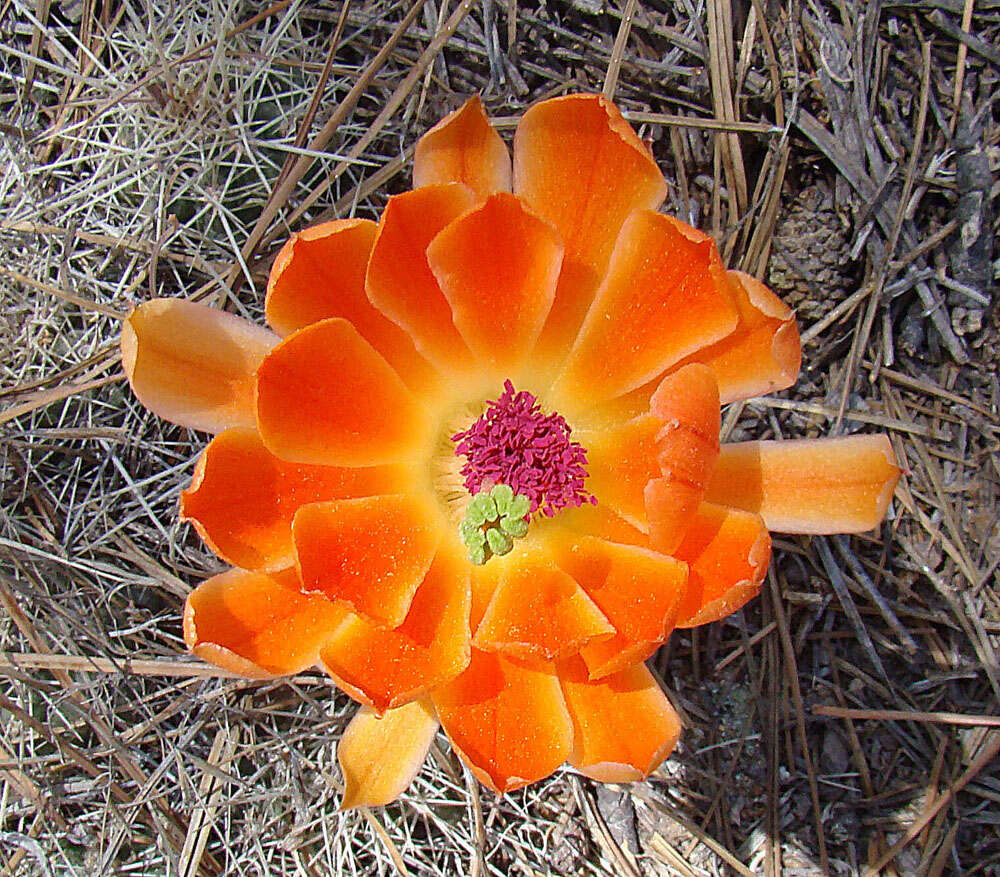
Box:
[365,183,477,372]
[292,494,441,628]
[558,654,681,782]
[472,547,614,661]
[644,364,721,554]
[265,219,437,394]
[553,212,738,406]
[180,428,415,573]
[576,415,661,528]
[255,318,430,467]
[427,193,563,374]
[183,567,344,677]
[705,436,901,534]
[432,648,573,793]
[338,699,439,810]
[413,96,512,199]
[121,299,277,433]
[673,502,771,628]
[319,544,471,713]
[552,536,688,679]
[513,94,667,360]
[673,269,801,403]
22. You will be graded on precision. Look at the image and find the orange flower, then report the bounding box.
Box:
[121,95,901,807]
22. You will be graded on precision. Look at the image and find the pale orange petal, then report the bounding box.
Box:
[672,269,801,403]
[265,219,437,394]
[121,299,277,433]
[183,567,344,677]
[432,649,573,793]
[181,428,415,573]
[292,494,441,628]
[552,536,688,679]
[255,318,430,467]
[338,699,439,809]
[705,436,901,533]
[366,183,477,372]
[427,193,562,374]
[513,94,667,361]
[553,212,737,406]
[413,96,512,199]
[673,502,771,628]
[319,544,471,713]
[473,548,613,661]
[558,655,681,782]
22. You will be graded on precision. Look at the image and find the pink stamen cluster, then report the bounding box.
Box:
[452,380,596,517]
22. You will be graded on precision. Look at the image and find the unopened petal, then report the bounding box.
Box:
[413,96,512,199]
[338,699,439,809]
[705,435,901,534]
[121,299,277,433]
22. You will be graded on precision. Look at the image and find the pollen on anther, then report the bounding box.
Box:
[451,380,596,517]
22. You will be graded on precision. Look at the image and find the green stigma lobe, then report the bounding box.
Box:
[460,484,530,565]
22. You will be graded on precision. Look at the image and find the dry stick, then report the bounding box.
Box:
[834,41,931,433]
[949,0,977,135]
[0,652,242,678]
[813,705,1000,728]
[602,0,637,100]
[231,0,429,289]
[270,0,477,246]
[0,373,124,426]
[0,265,126,319]
[21,0,52,99]
[273,0,353,191]
[862,731,1000,877]
[768,571,829,874]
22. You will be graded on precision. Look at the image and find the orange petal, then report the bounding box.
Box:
[673,269,801,403]
[552,536,688,679]
[427,193,563,374]
[553,212,738,406]
[292,494,441,628]
[413,96,512,199]
[577,414,662,528]
[673,502,771,627]
[473,547,614,661]
[705,436,902,534]
[184,567,344,677]
[121,299,277,433]
[338,699,438,809]
[559,503,649,548]
[432,648,573,793]
[320,545,471,713]
[513,95,668,360]
[558,654,681,782]
[181,428,414,573]
[255,318,430,467]
[366,183,477,372]
[644,364,721,554]
[265,219,437,394]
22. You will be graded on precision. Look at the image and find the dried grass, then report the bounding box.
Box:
[1,0,999,874]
